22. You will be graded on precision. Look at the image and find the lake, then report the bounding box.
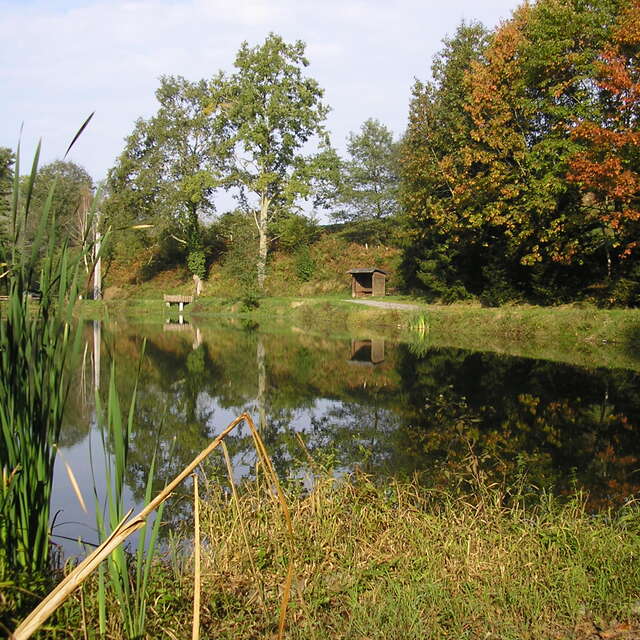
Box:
[51,318,640,555]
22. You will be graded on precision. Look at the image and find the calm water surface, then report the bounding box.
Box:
[52,319,640,554]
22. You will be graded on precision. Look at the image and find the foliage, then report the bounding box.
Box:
[400,1,639,304]
[294,245,315,281]
[215,210,260,298]
[332,119,400,242]
[0,141,93,585]
[399,21,489,299]
[104,75,227,277]
[187,248,207,280]
[27,160,93,248]
[93,361,166,639]
[0,147,15,238]
[567,0,640,269]
[271,212,319,252]
[220,33,334,290]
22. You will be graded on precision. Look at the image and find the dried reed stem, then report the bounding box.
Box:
[192,473,200,640]
[12,413,248,640]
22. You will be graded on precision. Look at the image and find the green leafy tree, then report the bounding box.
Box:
[0,147,15,240]
[401,1,625,303]
[460,0,621,301]
[221,33,333,291]
[105,75,228,278]
[332,119,399,242]
[29,160,93,247]
[399,21,489,299]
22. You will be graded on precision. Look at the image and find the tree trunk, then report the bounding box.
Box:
[256,338,267,432]
[257,195,270,291]
[603,225,612,280]
[93,228,102,300]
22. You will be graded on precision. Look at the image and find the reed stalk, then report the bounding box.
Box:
[92,352,169,639]
[11,413,248,639]
[192,473,200,640]
[12,412,297,639]
[0,123,96,585]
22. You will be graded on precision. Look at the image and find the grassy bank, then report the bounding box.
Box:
[22,473,640,639]
[196,474,640,639]
[74,296,640,371]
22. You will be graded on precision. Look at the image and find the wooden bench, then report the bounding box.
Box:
[163,294,193,311]
[0,293,41,302]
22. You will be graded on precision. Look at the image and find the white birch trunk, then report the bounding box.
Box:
[257,194,270,292]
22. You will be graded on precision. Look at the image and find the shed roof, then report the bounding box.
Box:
[347,268,389,275]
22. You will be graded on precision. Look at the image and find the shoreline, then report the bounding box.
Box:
[73,296,640,371]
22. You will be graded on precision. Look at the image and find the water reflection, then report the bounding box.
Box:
[350,338,385,365]
[54,320,640,550]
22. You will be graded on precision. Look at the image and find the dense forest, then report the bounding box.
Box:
[402,0,640,305]
[1,0,638,306]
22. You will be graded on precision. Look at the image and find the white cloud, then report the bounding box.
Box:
[1,0,522,181]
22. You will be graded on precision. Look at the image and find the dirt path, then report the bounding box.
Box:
[345,299,421,311]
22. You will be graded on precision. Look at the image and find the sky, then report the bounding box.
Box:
[0,0,523,187]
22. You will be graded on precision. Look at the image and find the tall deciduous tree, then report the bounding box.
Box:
[332,119,399,240]
[401,0,625,303]
[461,0,622,298]
[105,75,228,278]
[29,160,93,245]
[0,147,14,240]
[400,21,489,299]
[567,0,640,272]
[222,33,332,291]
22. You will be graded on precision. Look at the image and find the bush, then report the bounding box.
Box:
[294,246,316,281]
[187,248,206,279]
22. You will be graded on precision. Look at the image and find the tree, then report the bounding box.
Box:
[105,75,228,278]
[400,1,625,303]
[567,0,640,274]
[221,33,333,291]
[0,147,14,240]
[29,160,93,247]
[332,119,399,241]
[399,21,490,299]
[459,0,622,299]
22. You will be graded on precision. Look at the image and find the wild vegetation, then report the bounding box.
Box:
[10,473,640,639]
[0,134,95,630]
[4,2,638,307]
[401,0,640,306]
[1,0,640,636]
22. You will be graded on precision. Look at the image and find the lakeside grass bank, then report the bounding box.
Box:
[13,473,640,639]
[75,296,640,371]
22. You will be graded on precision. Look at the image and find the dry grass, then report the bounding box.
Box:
[193,473,640,639]
[16,471,640,638]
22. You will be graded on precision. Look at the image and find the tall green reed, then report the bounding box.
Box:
[406,312,430,356]
[93,355,166,639]
[0,125,96,582]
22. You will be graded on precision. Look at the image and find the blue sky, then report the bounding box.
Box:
[1,0,522,187]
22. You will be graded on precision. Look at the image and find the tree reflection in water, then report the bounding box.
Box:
[60,321,640,523]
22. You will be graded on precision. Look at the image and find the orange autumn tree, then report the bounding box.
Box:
[567,0,640,276]
[462,0,623,274]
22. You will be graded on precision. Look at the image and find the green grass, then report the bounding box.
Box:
[38,472,640,639]
[0,138,92,593]
[192,473,640,639]
[74,295,640,371]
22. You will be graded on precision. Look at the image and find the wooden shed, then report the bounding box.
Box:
[350,339,385,365]
[348,268,388,298]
